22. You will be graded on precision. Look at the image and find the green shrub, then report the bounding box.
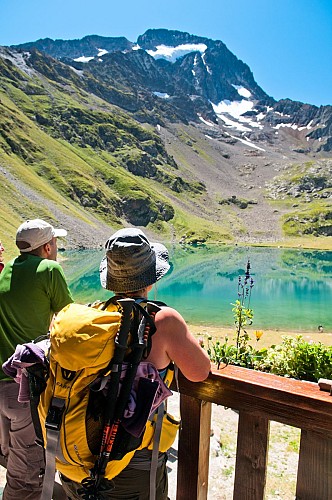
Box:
[205,331,332,382]
[256,335,332,381]
[204,260,332,381]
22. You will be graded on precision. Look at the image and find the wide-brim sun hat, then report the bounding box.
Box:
[100,228,170,293]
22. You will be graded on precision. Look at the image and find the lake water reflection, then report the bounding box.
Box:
[60,245,332,333]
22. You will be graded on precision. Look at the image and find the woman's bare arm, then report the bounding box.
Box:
[150,307,211,382]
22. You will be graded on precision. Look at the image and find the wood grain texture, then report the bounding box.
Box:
[176,395,212,500]
[173,365,332,435]
[233,411,269,500]
[296,430,332,500]
[171,365,332,499]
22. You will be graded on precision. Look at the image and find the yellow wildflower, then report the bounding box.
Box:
[255,330,263,340]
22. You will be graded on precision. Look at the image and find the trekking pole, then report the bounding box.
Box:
[106,314,148,436]
[92,298,135,484]
[82,301,157,499]
[99,304,154,462]
[102,302,159,457]
[98,302,158,471]
[115,302,159,414]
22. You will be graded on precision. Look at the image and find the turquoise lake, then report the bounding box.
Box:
[60,245,332,333]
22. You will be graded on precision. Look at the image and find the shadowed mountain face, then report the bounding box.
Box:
[13,34,134,59]
[12,28,332,153]
[0,29,331,248]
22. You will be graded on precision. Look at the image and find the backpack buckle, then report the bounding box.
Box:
[45,397,66,431]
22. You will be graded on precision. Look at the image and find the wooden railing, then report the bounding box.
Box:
[173,365,332,500]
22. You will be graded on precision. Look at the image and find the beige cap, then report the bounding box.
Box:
[16,219,67,252]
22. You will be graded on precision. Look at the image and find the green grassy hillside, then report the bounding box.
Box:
[0,52,235,255]
[266,160,332,237]
[0,49,331,255]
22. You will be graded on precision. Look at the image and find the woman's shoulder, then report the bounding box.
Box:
[154,305,185,323]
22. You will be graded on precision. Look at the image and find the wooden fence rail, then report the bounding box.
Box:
[173,365,332,500]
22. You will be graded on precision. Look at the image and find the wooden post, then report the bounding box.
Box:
[296,429,332,500]
[176,394,212,500]
[233,411,269,500]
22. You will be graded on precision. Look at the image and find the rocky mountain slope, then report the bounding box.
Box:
[0,29,331,251]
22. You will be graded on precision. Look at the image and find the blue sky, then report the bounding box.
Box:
[1,0,331,107]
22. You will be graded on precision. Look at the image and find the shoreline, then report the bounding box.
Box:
[3,234,332,262]
[187,324,332,347]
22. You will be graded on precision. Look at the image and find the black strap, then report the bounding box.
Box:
[90,297,162,489]
[27,363,49,446]
[92,298,135,482]
[104,296,163,358]
[100,296,117,311]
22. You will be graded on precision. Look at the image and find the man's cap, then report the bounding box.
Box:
[16,219,67,252]
[100,228,170,293]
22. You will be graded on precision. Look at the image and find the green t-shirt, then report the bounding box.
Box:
[0,254,73,380]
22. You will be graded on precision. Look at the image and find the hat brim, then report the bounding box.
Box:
[100,241,170,291]
[54,228,67,238]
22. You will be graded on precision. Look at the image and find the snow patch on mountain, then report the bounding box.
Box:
[153,92,170,99]
[192,54,199,76]
[212,99,253,118]
[74,48,108,63]
[225,132,266,151]
[211,98,266,131]
[217,114,252,132]
[146,43,207,63]
[299,120,314,130]
[232,85,251,98]
[97,48,108,57]
[274,121,315,131]
[275,111,291,117]
[274,123,299,130]
[201,53,212,74]
[198,115,215,127]
[74,55,94,63]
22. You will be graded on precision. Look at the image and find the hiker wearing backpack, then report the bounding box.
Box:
[0,219,73,500]
[58,227,211,500]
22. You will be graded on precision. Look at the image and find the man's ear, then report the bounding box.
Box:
[44,242,51,255]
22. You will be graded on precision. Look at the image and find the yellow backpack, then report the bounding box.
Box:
[27,297,179,500]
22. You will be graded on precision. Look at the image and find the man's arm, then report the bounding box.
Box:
[49,263,74,313]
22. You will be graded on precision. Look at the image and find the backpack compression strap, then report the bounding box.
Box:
[41,397,66,500]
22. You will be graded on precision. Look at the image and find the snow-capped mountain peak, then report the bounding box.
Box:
[146,43,207,63]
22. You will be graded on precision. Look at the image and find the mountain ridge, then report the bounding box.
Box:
[0,28,331,253]
[11,29,331,151]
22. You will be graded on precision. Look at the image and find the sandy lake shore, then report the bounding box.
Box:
[187,323,332,347]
